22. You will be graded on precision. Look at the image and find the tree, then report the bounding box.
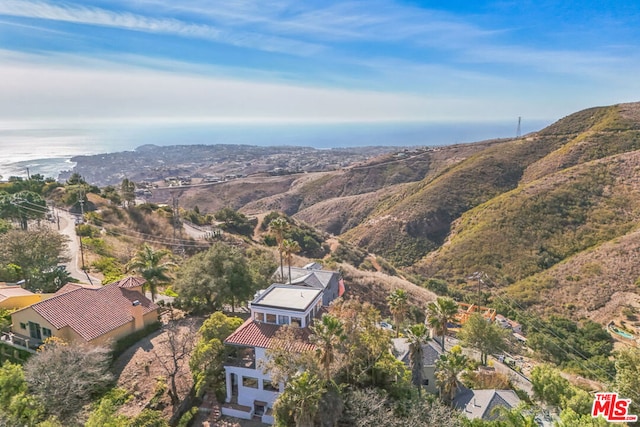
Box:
[85,388,131,427]
[120,178,136,207]
[174,243,255,312]
[66,173,86,186]
[340,388,464,427]
[269,216,290,279]
[530,364,573,408]
[435,346,468,404]
[310,314,347,381]
[190,312,243,398]
[328,299,406,393]
[126,244,177,301]
[282,238,301,283]
[101,185,122,205]
[0,367,45,427]
[387,289,408,338]
[405,323,430,395]
[274,371,325,427]
[0,191,46,230]
[154,318,197,407]
[214,207,255,237]
[262,325,316,386]
[0,227,70,291]
[426,297,458,352]
[614,347,640,419]
[489,405,538,427]
[457,313,507,365]
[24,341,113,423]
[246,246,278,289]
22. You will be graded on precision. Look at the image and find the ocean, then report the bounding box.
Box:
[0,120,549,181]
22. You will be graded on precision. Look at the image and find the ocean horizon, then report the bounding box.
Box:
[0,120,549,181]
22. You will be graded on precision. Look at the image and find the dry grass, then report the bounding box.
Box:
[339,263,436,317]
[113,315,201,420]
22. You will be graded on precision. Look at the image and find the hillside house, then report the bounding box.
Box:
[0,284,42,310]
[9,277,159,348]
[392,337,443,395]
[453,388,522,421]
[221,278,337,424]
[272,262,344,306]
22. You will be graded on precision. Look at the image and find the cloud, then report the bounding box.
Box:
[0,0,323,55]
[0,51,455,123]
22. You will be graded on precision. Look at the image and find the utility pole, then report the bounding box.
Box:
[516,116,522,138]
[79,234,86,271]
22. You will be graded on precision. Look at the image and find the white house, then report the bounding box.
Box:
[221,284,325,424]
[272,262,344,306]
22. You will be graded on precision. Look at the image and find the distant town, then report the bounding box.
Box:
[62,144,416,187]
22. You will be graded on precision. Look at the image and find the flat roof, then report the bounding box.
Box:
[253,285,321,311]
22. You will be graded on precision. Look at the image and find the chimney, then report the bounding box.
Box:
[131,300,144,331]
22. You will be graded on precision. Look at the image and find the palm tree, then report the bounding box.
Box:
[310,314,346,381]
[387,289,408,338]
[282,239,301,284]
[405,323,430,395]
[426,296,459,352]
[269,217,290,280]
[435,348,468,404]
[126,244,177,301]
[274,371,325,427]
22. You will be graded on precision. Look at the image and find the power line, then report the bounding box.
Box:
[482,277,640,402]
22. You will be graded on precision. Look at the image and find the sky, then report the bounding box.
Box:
[0,0,640,128]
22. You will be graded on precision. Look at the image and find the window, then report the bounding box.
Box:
[278,315,289,325]
[305,313,311,326]
[291,317,302,327]
[42,328,52,338]
[263,379,278,392]
[422,379,429,385]
[19,323,26,330]
[242,376,258,389]
[266,313,276,324]
[253,312,264,322]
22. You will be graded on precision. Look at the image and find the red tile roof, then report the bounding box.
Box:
[55,283,101,295]
[27,277,158,342]
[116,276,146,289]
[224,319,315,352]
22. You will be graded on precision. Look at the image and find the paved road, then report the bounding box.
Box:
[443,336,534,396]
[57,210,100,285]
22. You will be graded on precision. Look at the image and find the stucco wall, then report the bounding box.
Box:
[0,294,42,310]
[12,306,159,346]
[10,308,61,343]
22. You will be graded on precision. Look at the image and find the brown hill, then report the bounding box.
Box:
[174,101,640,320]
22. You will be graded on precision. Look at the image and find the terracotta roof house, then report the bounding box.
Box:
[453,388,522,420]
[392,337,443,395]
[222,281,336,424]
[10,277,159,348]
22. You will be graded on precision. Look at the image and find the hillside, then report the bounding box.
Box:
[172,101,640,320]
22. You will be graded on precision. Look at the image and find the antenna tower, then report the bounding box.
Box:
[516,116,522,138]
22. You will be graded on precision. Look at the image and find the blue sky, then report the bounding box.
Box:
[0,0,639,127]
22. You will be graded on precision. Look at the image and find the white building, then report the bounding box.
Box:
[221,283,325,423]
[272,262,344,306]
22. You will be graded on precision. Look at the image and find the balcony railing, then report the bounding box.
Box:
[225,355,256,369]
[0,332,38,353]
